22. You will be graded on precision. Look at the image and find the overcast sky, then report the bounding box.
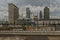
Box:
[0,0,60,21]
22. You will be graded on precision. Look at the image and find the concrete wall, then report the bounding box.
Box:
[0,35,60,40]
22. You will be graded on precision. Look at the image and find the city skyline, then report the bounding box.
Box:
[0,0,60,21]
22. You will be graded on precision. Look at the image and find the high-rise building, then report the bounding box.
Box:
[44,7,49,19]
[39,11,42,19]
[26,8,31,19]
[8,3,19,24]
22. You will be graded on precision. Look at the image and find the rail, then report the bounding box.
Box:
[0,31,60,35]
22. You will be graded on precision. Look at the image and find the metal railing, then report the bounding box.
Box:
[0,31,60,35]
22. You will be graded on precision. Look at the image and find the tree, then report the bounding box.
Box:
[22,19,26,30]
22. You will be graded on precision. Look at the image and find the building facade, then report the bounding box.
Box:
[44,7,49,19]
[26,8,31,19]
[8,3,19,24]
[39,11,42,19]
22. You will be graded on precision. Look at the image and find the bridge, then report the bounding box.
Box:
[1,19,60,40]
[0,31,60,40]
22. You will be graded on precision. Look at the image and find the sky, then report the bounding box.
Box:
[0,0,60,21]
